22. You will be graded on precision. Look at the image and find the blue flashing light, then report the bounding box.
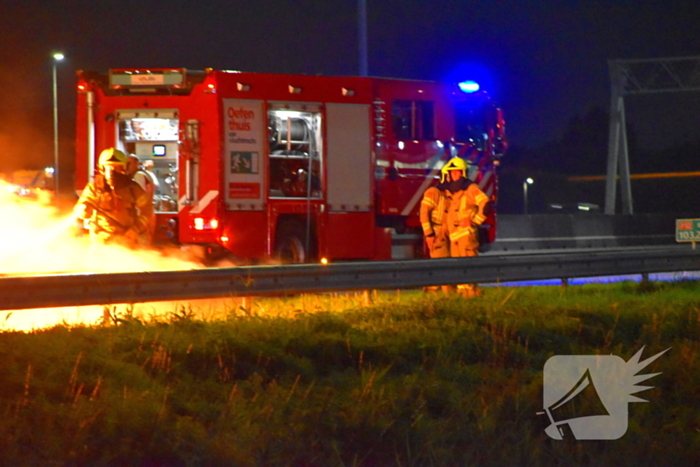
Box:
[458,80,480,93]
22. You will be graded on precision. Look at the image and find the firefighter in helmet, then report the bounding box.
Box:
[126,154,157,242]
[443,157,490,296]
[74,148,153,247]
[420,171,452,293]
[420,178,450,259]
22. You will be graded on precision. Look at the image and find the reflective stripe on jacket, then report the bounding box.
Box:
[419,186,448,237]
[446,182,490,244]
[75,180,151,238]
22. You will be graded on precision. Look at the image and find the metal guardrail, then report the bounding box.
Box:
[2,246,700,311]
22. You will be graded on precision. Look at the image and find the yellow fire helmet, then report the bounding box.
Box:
[440,157,469,183]
[98,148,128,168]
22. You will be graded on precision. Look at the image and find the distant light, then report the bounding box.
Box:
[53,53,64,61]
[458,80,480,93]
[526,178,534,185]
[398,141,405,150]
[320,257,329,265]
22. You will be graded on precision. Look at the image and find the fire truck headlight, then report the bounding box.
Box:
[194,218,205,230]
[210,218,219,229]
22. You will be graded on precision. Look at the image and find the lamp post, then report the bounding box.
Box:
[358,0,368,76]
[52,52,64,198]
[523,177,534,214]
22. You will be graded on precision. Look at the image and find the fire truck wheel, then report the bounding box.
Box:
[274,222,315,264]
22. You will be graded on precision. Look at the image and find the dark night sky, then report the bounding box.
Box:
[1,0,700,172]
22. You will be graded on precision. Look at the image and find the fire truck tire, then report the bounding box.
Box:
[274,222,315,264]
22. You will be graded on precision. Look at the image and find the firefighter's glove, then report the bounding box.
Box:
[425,234,435,251]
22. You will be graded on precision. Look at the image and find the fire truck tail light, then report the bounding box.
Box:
[193,218,220,230]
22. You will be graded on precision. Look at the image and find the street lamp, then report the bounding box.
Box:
[52,52,64,198]
[523,177,534,214]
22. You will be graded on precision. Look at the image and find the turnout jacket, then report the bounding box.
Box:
[445,178,490,251]
[75,173,152,244]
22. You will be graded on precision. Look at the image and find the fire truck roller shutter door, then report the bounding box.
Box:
[324,103,375,259]
[325,104,371,212]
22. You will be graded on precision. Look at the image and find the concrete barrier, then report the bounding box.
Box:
[485,213,682,252]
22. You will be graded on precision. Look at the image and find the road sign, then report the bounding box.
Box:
[676,218,700,244]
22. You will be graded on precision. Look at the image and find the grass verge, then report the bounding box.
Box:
[0,281,698,466]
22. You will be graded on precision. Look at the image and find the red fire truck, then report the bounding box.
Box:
[75,68,507,263]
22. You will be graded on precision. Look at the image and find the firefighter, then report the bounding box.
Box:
[126,154,157,241]
[420,183,450,259]
[127,155,159,195]
[419,168,453,293]
[74,148,153,247]
[443,157,490,297]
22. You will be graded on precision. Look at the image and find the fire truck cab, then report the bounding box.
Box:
[75,68,506,263]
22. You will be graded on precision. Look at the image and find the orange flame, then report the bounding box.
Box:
[0,179,220,331]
